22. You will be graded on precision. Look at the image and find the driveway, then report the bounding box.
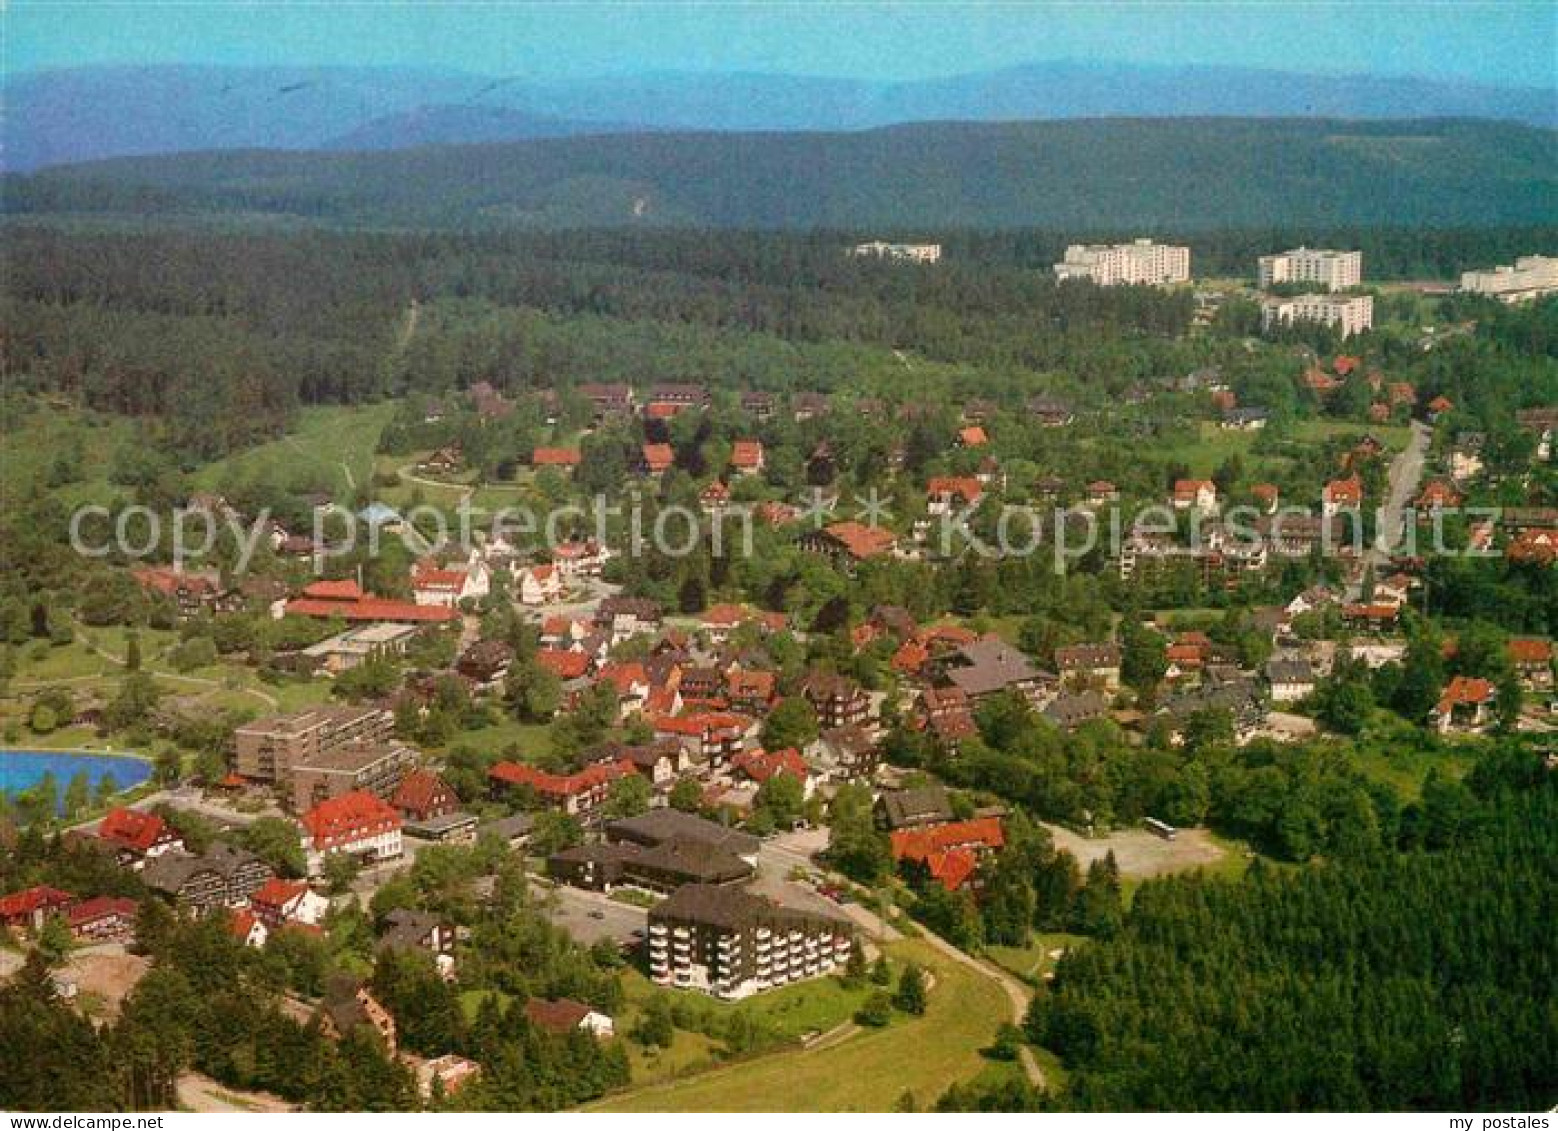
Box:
[1353,420,1431,598]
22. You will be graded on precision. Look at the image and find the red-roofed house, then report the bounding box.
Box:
[250,877,330,928]
[956,426,989,448]
[532,447,582,471]
[802,521,898,565]
[926,477,984,515]
[391,770,460,823]
[732,748,814,797]
[1426,395,1454,420]
[517,563,564,606]
[1508,638,1554,690]
[301,791,403,875]
[67,895,138,942]
[640,443,674,476]
[0,885,75,931]
[730,440,765,476]
[890,818,1005,892]
[229,909,269,948]
[1433,676,1497,733]
[488,759,634,818]
[1172,479,1218,512]
[552,540,608,579]
[411,560,490,608]
[95,807,184,867]
[1416,480,1463,511]
[1323,475,1364,516]
[650,712,758,765]
[285,577,458,625]
[537,649,593,682]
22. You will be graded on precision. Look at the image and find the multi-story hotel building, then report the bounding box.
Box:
[648,884,854,1000]
[850,241,942,263]
[1258,247,1362,292]
[1459,256,1558,303]
[1261,294,1374,338]
[300,791,403,876]
[233,705,395,785]
[289,739,419,813]
[1053,239,1190,286]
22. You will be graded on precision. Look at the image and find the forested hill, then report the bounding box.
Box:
[8,117,1554,230]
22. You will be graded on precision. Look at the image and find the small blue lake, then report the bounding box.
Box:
[0,749,153,801]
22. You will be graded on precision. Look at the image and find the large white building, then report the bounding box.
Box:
[1262,294,1374,339]
[1054,239,1191,287]
[1459,256,1558,303]
[850,240,942,263]
[1258,247,1362,292]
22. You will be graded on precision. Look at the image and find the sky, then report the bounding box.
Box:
[9,2,1556,89]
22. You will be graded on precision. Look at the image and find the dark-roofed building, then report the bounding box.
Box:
[605,809,759,864]
[549,837,754,894]
[938,637,1050,705]
[524,997,615,1038]
[648,884,854,999]
[874,785,955,831]
[143,844,273,915]
[1043,690,1110,730]
[318,976,397,1053]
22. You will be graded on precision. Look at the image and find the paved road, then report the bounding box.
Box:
[1352,420,1432,598]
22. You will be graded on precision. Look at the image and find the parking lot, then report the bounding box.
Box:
[538,879,648,947]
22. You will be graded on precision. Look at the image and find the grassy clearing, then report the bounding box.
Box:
[590,938,1009,1112]
[191,403,397,499]
[985,932,1086,985]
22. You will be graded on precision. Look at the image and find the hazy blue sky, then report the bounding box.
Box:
[11,2,1556,89]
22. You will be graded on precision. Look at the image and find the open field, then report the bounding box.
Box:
[588,938,1011,1112]
[190,402,398,500]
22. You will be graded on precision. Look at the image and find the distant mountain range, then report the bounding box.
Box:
[9,118,1553,230]
[5,60,1555,170]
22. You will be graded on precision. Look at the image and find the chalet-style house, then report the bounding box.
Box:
[90,807,185,868]
[891,816,1005,892]
[318,976,398,1053]
[1433,676,1497,733]
[800,673,872,729]
[391,769,461,823]
[0,885,75,931]
[801,521,898,566]
[250,877,330,928]
[143,844,273,915]
[67,895,139,943]
[875,785,955,831]
[1054,643,1122,691]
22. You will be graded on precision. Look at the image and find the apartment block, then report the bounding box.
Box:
[289,739,419,813]
[1261,294,1374,338]
[1053,239,1190,286]
[850,240,942,263]
[1459,255,1558,303]
[1258,247,1362,291]
[233,706,395,785]
[648,884,854,1000]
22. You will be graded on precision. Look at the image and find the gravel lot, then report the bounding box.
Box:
[1043,823,1229,878]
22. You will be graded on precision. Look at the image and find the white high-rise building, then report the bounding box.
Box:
[1258,247,1362,292]
[1261,294,1374,339]
[1459,256,1558,303]
[1054,239,1191,287]
[850,240,942,263]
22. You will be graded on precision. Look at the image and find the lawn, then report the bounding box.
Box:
[191,402,398,500]
[589,938,1012,1112]
[985,932,1085,986]
[1349,737,1476,801]
[440,716,555,761]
